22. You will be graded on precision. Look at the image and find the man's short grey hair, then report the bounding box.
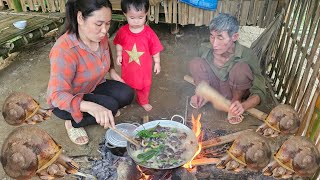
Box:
[209,13,239,37]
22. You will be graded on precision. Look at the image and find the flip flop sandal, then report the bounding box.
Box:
[227,112,244,125]
[66,127,89,145]
[190,101,198,109]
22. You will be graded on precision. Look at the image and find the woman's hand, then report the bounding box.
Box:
[80,101,115,129]
[154,62,161,74]
[229,101,244,116]
[109,69,124,83]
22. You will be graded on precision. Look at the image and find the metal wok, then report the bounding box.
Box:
[127,116,199,170]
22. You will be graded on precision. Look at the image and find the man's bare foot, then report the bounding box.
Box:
[142,104,152,111]
[65,120,89,145]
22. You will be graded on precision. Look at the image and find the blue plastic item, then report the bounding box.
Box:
[180,0,218,11]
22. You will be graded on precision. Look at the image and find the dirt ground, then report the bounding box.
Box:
[0,23,275,179]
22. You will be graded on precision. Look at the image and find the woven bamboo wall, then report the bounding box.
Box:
[267,0,320,119]
[1,0,285,28]
[111,0,283,27]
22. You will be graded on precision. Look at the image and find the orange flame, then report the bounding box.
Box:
[183,113,203,169]
[136,165,151,180]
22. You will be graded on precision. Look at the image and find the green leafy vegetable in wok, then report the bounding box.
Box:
[137,144,165,162]
[137,124,167,138]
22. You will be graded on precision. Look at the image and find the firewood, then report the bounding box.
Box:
[190,158,220,166]
[201,129,253,149]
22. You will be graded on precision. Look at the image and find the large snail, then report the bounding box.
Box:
[256,104,300,138]
[1,126,79,179]
[216,131,272,172]
[263,136,319,179]
[2,92,51,126]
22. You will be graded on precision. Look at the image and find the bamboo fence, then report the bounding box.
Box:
[1,0,284,27]
[267,0,320,153]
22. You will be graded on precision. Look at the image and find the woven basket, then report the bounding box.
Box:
[149,0,162,6]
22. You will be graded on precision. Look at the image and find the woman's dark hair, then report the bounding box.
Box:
[65,0,112,38]
[121,0,149,13]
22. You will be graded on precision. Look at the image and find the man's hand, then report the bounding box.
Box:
[109,69,124,83]
[229,100,244,116]
[190,95,207,109]
[154,62,161,74]
[81,101,116,129]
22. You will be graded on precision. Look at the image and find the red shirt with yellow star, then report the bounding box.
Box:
[113,24,163,89]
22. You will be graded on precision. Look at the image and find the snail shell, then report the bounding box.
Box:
[265,104,300,134]
[274,136,319,177]
[2,92,40,126]
[227,131,272,171]
[1,126,62,179]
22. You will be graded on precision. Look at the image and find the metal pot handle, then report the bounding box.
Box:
[170,114,185,125]
[105,142,116,149]
[132,122,140,127]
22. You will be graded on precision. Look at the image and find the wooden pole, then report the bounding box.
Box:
[201,129,253,149]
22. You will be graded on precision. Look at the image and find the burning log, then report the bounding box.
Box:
[190,158,220,166]
[201,129,253,149]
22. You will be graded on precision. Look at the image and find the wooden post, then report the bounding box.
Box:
[240,0,250,25]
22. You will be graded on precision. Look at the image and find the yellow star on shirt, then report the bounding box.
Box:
[125,44,144,65]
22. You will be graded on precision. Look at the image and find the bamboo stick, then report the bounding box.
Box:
[172,0,177,23]
[178,0,181,24]
[188,6,194,24]
[168,0,172,23]
[297,86,320,137]
[264,0,278,27]
[163,0,169,23]
[201,129,253,149]
[214,0,222,17]
[196,8,204,26]
[47,0,56,12]
[59,0,65,13]
[148,5,155,22]
[257,0,267,27]
[155,3,159,24]
[111,128,140,147]
[222,0,230,13]
[40,0,46,12]
[20,0,27,11]
[0,0,4,9]
[182,3,188,25]
[240,0,250,26]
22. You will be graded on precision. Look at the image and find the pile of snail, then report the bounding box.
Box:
[217,104,319,179]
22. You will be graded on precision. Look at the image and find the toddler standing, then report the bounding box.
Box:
[114,0,164,111]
